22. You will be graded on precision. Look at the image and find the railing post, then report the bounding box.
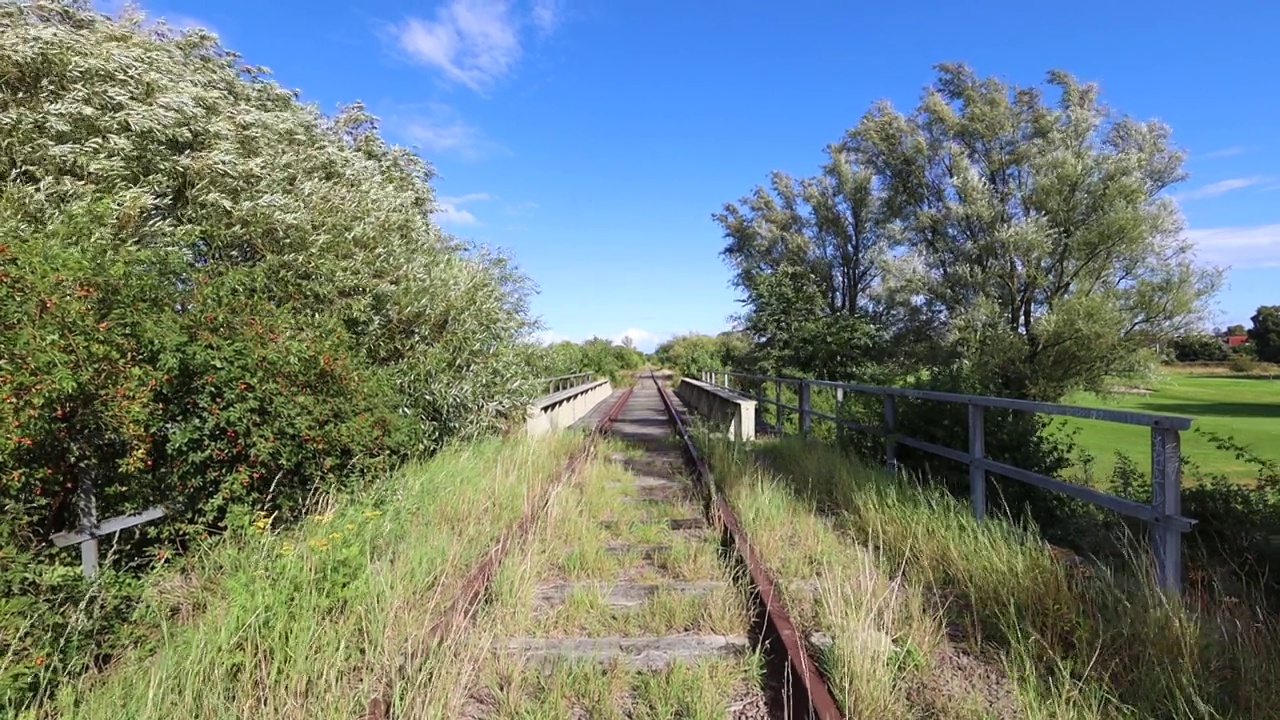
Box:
[76,467,99,581]
[774,379,783,432]
[1151,427,1183,593]
[799,380,811,437]
[835,387,844,446]
[967,404,986,521]
[883,394,897,474]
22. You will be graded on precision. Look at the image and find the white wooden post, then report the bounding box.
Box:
[835,387,844,445]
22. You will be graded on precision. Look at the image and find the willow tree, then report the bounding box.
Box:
[714,150,894,379]
[718,64,1221,400]
[850,64,1221,399]
[2,3,539,699]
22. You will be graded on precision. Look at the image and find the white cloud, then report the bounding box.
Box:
[396,103,500,160]
[1201,146,1245,159]
[397,0,522,91]
[1187,224,1280,268]
[434,192,490,226]
[613,328,669,353]
[531,0,560,34]
[160,12,216,34]
[1174,177,1264,201]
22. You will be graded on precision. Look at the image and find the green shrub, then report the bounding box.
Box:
[0,2,537,706]
[1229,356,1259,373]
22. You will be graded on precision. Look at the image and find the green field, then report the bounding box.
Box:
[1061,372,1280,484]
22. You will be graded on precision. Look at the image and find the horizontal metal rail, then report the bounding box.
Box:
[701,370,1195,593]
[534,372,595,395]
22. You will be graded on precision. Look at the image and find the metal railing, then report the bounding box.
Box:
[535,372,595,395]
[700,370,1197,592]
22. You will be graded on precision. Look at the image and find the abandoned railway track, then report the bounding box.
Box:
[367,371,843,719]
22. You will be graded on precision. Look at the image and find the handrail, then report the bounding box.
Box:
[533,372,595,395]
[701,370,1195,593]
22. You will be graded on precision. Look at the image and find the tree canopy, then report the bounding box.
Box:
[717,63,1221,401]
[1,2,540,699]
[1250,306,1280,363]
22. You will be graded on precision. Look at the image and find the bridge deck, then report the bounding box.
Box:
[569,386,628,430]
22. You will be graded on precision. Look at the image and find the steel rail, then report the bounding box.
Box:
[361,384,636,720]
[649,371,846,720]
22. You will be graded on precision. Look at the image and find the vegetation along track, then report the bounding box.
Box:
[362,385,634,720]
[369,371,844,718]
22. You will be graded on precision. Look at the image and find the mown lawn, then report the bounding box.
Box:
[1061,372,1280,484]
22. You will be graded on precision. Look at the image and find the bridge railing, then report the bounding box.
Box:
[700,370,1196,593]
[527,373,612,437]
[536,372,596,395]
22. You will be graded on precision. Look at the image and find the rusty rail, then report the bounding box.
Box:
[362,384,635,720]
[650,371,845,720]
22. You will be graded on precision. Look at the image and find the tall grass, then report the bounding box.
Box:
[704,434,1280,720]
[34,434,584,720]
[458,438,763,716]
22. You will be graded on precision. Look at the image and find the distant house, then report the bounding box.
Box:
[1225,335,1250,348]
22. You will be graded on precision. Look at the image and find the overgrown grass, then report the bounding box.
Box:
[704,434,1280,720]
[466,437,763,715]
[26,434,584,720]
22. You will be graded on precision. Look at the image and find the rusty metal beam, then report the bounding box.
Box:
[650,371,845,720]
[361,385,635,720]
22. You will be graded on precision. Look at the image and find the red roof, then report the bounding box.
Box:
[1226,335,1249,346]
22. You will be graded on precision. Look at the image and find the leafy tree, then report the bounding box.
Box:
[0,2,537,702]
[713,64,1224,550]
[1226,324,1248,337]
[718,63,1222,402]
[654,334,727,377]
[1249,306,1280,363]
[848,64,1221,399]
[527,337,643,385]
[1171,333,1229,362]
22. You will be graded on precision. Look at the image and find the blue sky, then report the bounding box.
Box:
[120,0,1277,351]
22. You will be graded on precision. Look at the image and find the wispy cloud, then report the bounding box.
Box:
[434,192,491,226]
[1201,146,1246,159]
[159,12,217,34]
[392,0,566,90]
[1187,224,1280,268]
[393,103,502,160]
[1173,177,1264,201]
[531,0,561,34]
[396,0,522,91]
[504,200,539,215]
